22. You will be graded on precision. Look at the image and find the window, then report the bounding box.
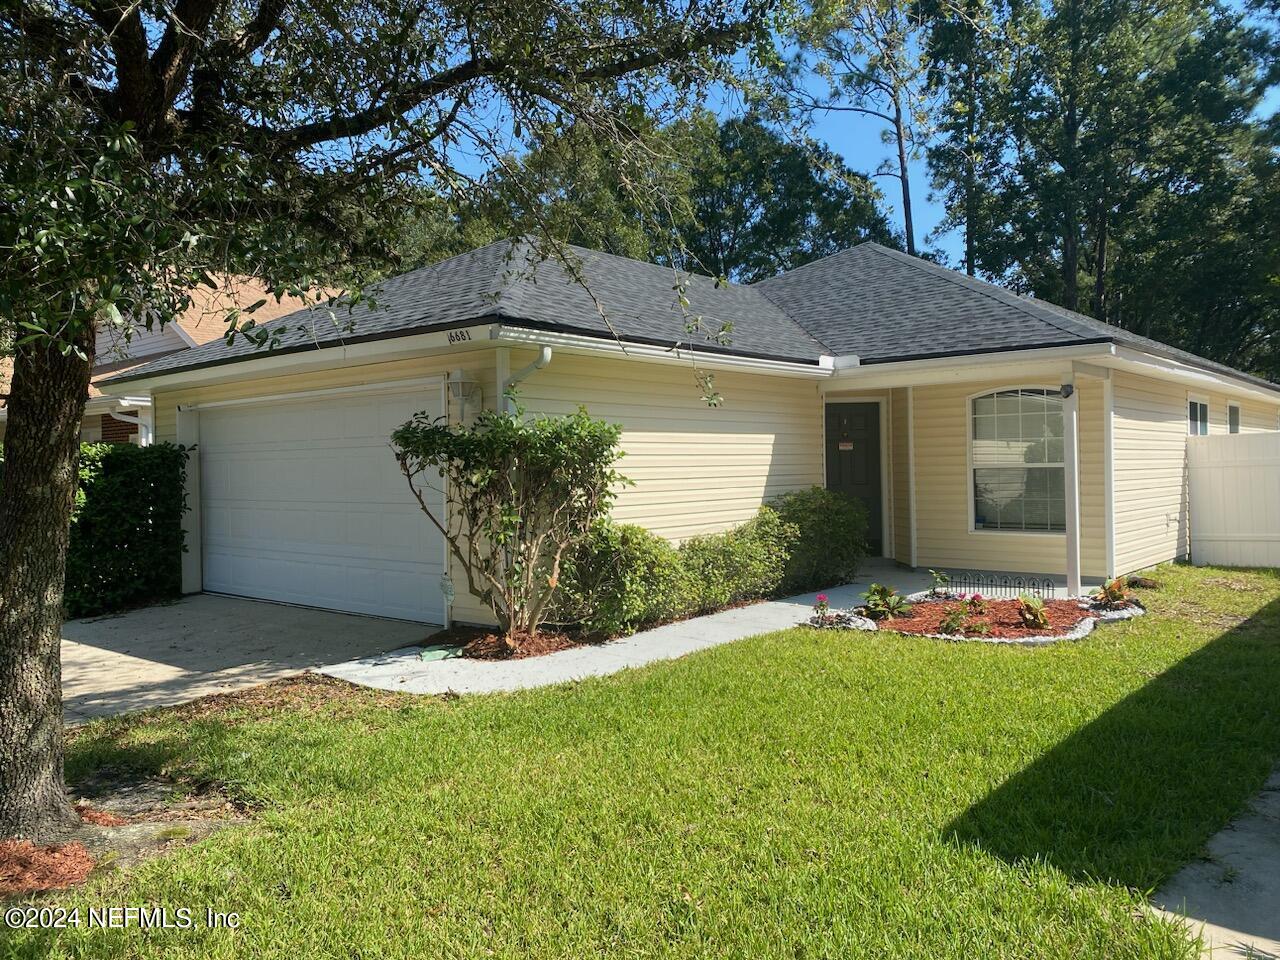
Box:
[1228,404,1241,434]
[1188,399,1209,436]
[971,388,1065,532]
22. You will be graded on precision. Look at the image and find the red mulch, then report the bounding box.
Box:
[456,628,585,661]
[0,840,95,897]
[76,803,126,827]
[880,598,1094,639]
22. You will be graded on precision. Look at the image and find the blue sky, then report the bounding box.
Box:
[766,88,1280,270]
[805,109,956,260]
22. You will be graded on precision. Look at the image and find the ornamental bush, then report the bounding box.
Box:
[0,443,189,618]
[392,406,626,647]
[553,521,695,637]
[770,487,869,592]
[557,486,869,638]
[678,507,797,613]
[65,443,190,618]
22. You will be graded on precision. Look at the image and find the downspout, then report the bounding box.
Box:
[500,346,552,414]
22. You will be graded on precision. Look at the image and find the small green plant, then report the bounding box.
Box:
[1017,593,1051,629]
[861,583,913,621]
[939,606,969,635]
[928,569,951,595]
[1093,577,1133,609]
[965,593,989,615]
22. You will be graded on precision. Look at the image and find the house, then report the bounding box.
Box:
[101,240,1280,626]
[0,278,310,446]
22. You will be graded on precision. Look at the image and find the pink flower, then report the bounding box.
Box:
[816,593,828,603]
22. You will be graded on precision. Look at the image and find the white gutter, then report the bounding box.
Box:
[500,346,551,413]
[100,324,500,394]
[822,343,1117,391]
[1103,346,1280,405]
[490,325,835,379]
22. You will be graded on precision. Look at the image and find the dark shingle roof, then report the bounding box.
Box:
[109,237,1277,394]
[753,243,1112,360]
[753,243,1278,391]
[110,240,824,382]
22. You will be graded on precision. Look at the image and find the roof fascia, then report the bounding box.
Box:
[100,323,502,395]
[821,343,1115,391]
[489,325,834,379]
[1104,346,1280,404]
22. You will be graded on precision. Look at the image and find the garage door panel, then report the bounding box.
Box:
[199,388,445,623]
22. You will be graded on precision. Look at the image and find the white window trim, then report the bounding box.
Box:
[966,384,1067,537]
[1227,402,1241,434]
[1188,393,1211,437]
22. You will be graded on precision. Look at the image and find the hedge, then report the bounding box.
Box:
[560,486,869,638]
[0,442,189,618]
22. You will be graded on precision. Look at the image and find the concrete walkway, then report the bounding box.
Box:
[320,563,936,695]
[1152,769,1280,959]
[62,595,433,723]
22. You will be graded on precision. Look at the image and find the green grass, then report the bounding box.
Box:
[10,564,1280,959]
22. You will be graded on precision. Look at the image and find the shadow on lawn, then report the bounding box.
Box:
[945,596,1280,892]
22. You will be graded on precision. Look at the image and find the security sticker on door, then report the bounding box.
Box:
[838,440,854,451]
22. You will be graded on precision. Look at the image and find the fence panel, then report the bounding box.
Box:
[1188,433,1280,568]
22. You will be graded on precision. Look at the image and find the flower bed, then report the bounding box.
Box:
[806,583,1146,644]
[889,597,1090,639]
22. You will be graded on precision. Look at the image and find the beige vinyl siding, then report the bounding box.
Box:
[152,347,498,625]
[1112,371,1280,574]
[510,349,824,541]
[890,387,912,563]
[910,377,1107,578]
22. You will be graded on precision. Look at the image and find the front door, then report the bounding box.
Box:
[825,402,883,556]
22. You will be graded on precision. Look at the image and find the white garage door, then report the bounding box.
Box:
[198,385,446,623]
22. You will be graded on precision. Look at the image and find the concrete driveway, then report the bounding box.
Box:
[62,595,435,724]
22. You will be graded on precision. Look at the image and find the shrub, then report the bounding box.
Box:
[554,521,694,637]
[6,442,191,619]
[770,487,869,592]
[392,406,625,647]
[679,506,797,613]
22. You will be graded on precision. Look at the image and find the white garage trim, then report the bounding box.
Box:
[177,376,446,411]
[184,377,449,624]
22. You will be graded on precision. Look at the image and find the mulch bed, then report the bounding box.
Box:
[879,598,1094,639]
[0,840,95,897]
[458,629,586,660]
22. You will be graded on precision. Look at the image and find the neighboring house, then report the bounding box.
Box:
[101,240,1280,626]
[0,279,311,446]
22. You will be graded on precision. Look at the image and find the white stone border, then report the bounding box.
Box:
[832,596,1146,646]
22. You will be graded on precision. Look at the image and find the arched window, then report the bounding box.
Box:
[971,388,1065,532]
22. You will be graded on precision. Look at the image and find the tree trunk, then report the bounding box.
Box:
[1093,211,1108,323]
[963,65,977,276]
[893,95,916,257]
[0,326,95,841]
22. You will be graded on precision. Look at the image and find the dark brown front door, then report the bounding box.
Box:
[825,402,882,556]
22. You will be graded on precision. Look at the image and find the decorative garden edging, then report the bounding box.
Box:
[808,592,1146,646]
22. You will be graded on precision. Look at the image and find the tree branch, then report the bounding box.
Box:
[267,19,751,151]
[151,0,219,108]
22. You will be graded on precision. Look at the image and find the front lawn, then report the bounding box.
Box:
[15,565,1280,959]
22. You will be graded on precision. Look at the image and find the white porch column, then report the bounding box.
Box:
[1062,379,1082,597]
[176,405,202,594]
[137,400,154,447]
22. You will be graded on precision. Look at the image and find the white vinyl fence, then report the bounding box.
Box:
[1188,433,1280,568]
